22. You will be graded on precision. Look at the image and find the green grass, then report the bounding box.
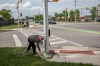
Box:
[0,47,93,66]
[0,30,12,32]
[0,23,18,29]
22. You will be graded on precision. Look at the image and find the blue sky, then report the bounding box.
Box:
[0,0,100,19]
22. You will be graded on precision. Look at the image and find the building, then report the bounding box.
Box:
[97,4,100,16]
[96,4,100,22]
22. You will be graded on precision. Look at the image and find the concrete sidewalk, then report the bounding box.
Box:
[41,46,100,66]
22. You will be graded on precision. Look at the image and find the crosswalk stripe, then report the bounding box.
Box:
[19,29,82,47]
[49,37,61,41]
[50,40,68,45]
[13,34,22,47]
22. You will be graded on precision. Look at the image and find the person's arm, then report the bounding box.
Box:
[36,42,41,52]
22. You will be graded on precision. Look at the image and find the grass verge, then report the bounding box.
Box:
[0,47,93,66]
[0,23,18,29]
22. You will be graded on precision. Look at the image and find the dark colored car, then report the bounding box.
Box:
[35,21,40,23]
[40,20,44,25]
[40,20,56,25]
[48,20,56,24]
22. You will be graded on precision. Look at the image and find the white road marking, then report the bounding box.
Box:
[50,35,83,46]
[13,34,22,47]
[19,30,28,38]
[50,40,69,45]
[66,40,83,47]
[19,29,83,47]
[49,37,61,41]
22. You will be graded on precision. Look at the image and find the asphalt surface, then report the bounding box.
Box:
[0,30,28,47]
[34,22,100,49]
[0,22,100,49]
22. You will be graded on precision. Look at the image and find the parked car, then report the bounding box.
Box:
[81,18,91,22]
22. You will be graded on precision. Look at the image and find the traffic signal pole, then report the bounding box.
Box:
[17,0,20,29]
[43,0,49,53]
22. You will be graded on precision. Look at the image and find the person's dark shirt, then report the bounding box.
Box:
[28,35,41,50]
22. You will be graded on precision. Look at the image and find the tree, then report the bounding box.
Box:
[0,9,12,21]
[63,10,68,20]
[26,16,32,19]
[34,14,43,21]
[55,13,58,21]
[90,7,96,20]
[58,13,63,21]
[69,10,75,21]
[76,9,80,19]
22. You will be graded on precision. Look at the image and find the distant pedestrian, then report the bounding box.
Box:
[27,35,44,55]
[48,29,50,37]
[26,21,29,28]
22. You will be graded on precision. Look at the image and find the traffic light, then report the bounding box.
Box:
[19,0,22,4]
[53,0,59,2]
[85,7,90,10]
[20,13,22,17]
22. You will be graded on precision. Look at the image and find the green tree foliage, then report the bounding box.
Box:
[63,10,68,19]
[90,7,96,20]
[76,9,80,19]
[34,14,43,21]
[69,10,75,20]
[55,13,58,20]
[0,9,12,20]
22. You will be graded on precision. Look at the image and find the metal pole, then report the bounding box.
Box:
[80,8,82,16]
[74,0,77,22]
[18,0,20,29]
[43,0,49,53]
[95,7,97,22]
[38,8,40,21]
[65,0,67,22]
[34,13,35,23]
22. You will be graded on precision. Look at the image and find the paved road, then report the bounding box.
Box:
[34,22,100,49]
[0,30,28,47]
[0,22,100,49]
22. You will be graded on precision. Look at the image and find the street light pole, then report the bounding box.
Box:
[43,0,49,53]
[74,0,77,22]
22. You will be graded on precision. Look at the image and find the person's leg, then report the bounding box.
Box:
[31,42,36,55]
[27,43,31,51]
[27,39,32,51]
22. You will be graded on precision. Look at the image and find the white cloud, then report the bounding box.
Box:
[0,3,16,9]
[31,6,42,10]
[22,1,31,8]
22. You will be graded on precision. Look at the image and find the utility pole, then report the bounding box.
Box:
[34,13,35,23]
[43,0,49,53]
[74,0,77,22]
[65,0,67,22]
[17,0,22,29]
[95,7,97,22]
